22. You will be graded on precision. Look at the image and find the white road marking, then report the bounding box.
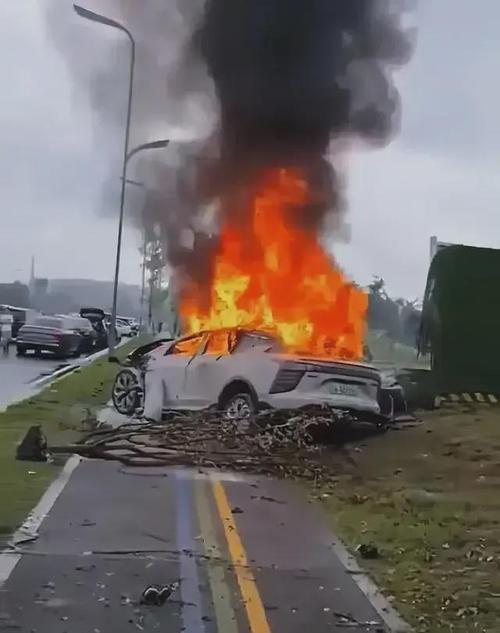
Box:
[0,455,81,586]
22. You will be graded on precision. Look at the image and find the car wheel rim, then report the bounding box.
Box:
[224,396,253,426]
[114,372,138,412]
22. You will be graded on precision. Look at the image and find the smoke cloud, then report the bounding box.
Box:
[45,0,414,289]
[195,0,413,220]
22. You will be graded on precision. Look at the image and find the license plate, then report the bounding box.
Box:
[327,383,359,397]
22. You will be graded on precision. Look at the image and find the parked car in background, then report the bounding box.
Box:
[103,314,136,339]
[116,318,132,338]
[16,316,81,358]
[128,318,139,336]
[80,308,109,350]
[118,316,138,336]
[60,315,96,354]
[0,305,39,338]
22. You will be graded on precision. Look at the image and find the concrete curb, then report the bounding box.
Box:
[0,455,82,586]
[32,338,129,389]
[330,537,413,632]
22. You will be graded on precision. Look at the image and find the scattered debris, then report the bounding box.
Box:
[8,531,38,547]
[333,611,383,629]
[231,507,244,514]
[51,408,391,482]
[251,495,285,504]
[356,543,380,560]
[16,426,48,462]
[140,582,179,606]
[42,581,56,590]
[75,564,95,572]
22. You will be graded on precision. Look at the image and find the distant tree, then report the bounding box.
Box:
[367,277,421,346]
[0,282,31,308]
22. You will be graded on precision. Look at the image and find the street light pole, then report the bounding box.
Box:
[139,231,147,330]
[122,141,169,333]
[111,140,168,347]
[122,178,147,330]
[74,5,170,357]
[73,4,135,358]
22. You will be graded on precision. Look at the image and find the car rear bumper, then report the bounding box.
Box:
[17,340,60,349]
[16,341,72,355]
[262,392,380,415]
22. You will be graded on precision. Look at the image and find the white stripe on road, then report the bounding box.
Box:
[0,454,81,586]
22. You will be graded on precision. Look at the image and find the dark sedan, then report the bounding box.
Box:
[16,316,81,358]
[62,316,97,354]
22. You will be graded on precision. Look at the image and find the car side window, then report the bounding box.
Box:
[233,333,279,353]
[204,331,229,355]
[168,335,204,356]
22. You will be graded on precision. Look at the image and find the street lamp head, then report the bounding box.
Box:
[73,4,130,36]
[125,139,170,165]
[145,139,170,151]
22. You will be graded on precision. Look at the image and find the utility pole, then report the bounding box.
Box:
[139,231,147,330]
[146,239,165,334]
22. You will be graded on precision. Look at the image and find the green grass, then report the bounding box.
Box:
[316,406,500,632]
[366,329,430,369]
[0,340,142,540]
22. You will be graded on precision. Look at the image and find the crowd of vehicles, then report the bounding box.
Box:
[0,304,138,359]
[111,328,405,423]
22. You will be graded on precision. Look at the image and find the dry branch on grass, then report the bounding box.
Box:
[51,408,371,480]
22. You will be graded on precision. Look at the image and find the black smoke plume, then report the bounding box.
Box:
[45,0,414,294]
[194,0,413,230]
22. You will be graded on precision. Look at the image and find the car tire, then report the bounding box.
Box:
[220,392,256,423]
[112,369,141,416]
[16,346,26,356]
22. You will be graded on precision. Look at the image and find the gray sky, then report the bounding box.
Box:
[2,0,500,299]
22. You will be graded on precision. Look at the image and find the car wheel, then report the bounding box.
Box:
[221,392,256,424]
[16,346,26,356]
[112,369,140,415]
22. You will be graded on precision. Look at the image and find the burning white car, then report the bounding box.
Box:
[112,329,389,423]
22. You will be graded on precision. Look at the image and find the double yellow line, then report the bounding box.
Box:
[196,478,272,633]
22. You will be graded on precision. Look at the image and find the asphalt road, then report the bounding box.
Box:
[0,350,68,410]
[0,461,398,633]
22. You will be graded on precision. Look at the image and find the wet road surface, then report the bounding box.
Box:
[0,461,400,632]
[0,350,68,409]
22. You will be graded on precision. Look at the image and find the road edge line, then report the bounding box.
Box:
[330,537,413,633]
[0,454,81,586]
[212,479,272,633]
[196,478,239,633]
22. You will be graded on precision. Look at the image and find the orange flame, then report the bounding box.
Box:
[180,168,367,359]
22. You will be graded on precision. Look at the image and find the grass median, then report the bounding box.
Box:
[317,406,500,633]
[0,339,143,541]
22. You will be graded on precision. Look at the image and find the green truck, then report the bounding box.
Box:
[418,244,500,394]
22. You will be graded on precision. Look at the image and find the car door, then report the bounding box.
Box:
[151,333,206,409]
[182,331,232,409]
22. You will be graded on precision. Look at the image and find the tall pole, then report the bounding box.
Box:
[139,231,147,329]
[73,5,136,358]
[148,268,154,332]
[109,34,135,357]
